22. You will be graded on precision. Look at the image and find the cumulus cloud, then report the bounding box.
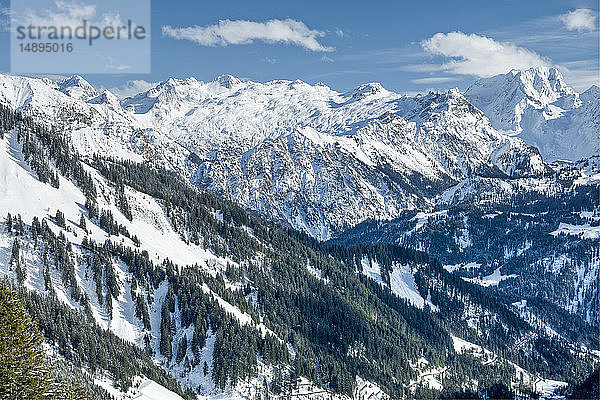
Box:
[107,79,158,99]
[162,19,333,52]
[559,9,597,32]
[421,32,551,77]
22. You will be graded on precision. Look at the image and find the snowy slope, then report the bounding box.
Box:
[466,67,599,161]
[0,126,398,399]
[94,376,184,400]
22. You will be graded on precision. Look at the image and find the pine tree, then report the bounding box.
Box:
[159,301,172,360]
[31,217,40,245]
[5,213,12,233]
[105,292,113,318]
[79,214,87,232]
[0,279,55,398]
[10,239,26,285]
[55,210,65,228]
[15,214,24,236]
[176,334,188,364]
[43,264,52,292]
[16,262,26,286]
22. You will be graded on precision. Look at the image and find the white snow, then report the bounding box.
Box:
[443,262,481,273]
[361,258,437,311]
[389,264,438,311]
[466,66,598,161]
[463,267,518,287]
[94,375,184,400]
[451,336,568,397]
[551,223,600,239]
[406,210,448,235]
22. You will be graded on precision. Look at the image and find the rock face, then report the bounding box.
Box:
[465,66,600,161]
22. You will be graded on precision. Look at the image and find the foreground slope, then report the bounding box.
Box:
[0,107,596,399]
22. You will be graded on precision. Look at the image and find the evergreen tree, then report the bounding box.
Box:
[5,213,12,233]
[31,217,40,245]
[15,214,24,236]
[43,264,52,292]
[159,301,173,360]
[55,210,65,228]
[79,214,87,232]
[176,334,188,364]
[10,239,26,285]
[0,279,64,398]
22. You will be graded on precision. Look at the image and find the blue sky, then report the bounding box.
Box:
[0,0,598,96]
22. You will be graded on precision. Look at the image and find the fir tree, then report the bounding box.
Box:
[15,214,24,236]
[159,300,173,360]
[176,334,188,364]
[5,213,12,233]
[55,210,65,228]
[79,214,87,232]
[0,279,57,398]
[10,239,26,285]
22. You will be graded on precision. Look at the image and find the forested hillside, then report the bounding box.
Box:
[0,103,597,399]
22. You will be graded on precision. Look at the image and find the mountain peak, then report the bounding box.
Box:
[581,84,600,100]
[57,75,98,101]
[465,67,596,161]
[214,74,242,88]
[163,76,199,88]
[511,66,574,101]
[344,82,387,100]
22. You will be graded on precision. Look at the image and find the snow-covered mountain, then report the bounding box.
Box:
[465,67,600,161]
[0,72,548,239]
[335,156,600,327]
[121,76,547,239]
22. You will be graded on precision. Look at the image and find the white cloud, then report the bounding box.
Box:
[17,1,96,30]
[411,76,460,84]
[335,28,345,38]
[14,1,126,33]
[321,55,334,63]
[107,79,157,99]
[560,9,597,32]
[162,19,334,52]
[421,31,551,77]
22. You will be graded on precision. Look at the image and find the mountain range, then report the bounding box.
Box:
[0,66,598,399]
[4,67,592,239]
